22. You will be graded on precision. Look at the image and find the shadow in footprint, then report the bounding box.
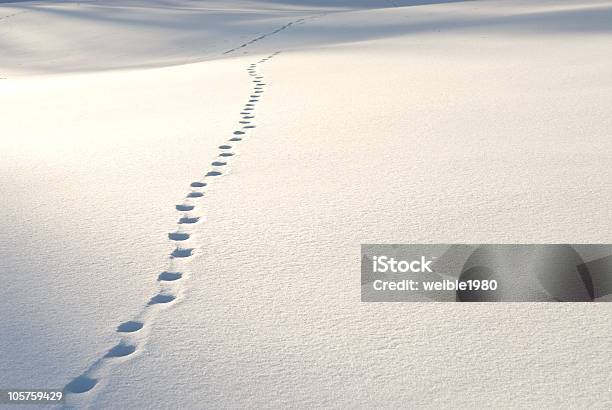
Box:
[178,216,199,224]
[219,145,232,149]
[171,248,194,258]
[187,192,204,198]
[229,137,241,142]
[176,204,194,212]
[65,376,97,394]
[117,321,144,333]
[168,232,190,241]
[234,131,245,135]
[148,293,176,305]
[219,152,234,157]
[105,343,136,358]
[206,170,223,176]
[211,161,227,166]
[158,271,182,281]
[190,182,206,188]
[243,125,255,129]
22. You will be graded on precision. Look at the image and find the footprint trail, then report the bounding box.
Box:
[63,52,280,406]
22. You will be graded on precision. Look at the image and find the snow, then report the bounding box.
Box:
[1,0,611,408]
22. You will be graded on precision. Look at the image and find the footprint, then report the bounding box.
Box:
[243,125,255,129]
[255,90,263,94]
[171,247,194,258]
[243,116,254,119]
[229,137,241,142]
[178,216,199,224]
[219,145,232,149]
[148,293,176,305]
[239,121,250,124]
[206,170,223,176]
[248,99,258,103]
[219,152,234,157]
[234,131,245,135]
[211,161,227,166]
[176,204,195,212]
[246,103,255,107]
[158,271,182,281]
[187,191,204,198]
[117,321,144,333]
[190,182,207,188]
[250,95,259,98]
[243,108,254,111]
[105,343,137,358]
[65,376,97,394]
[168,232,190,241]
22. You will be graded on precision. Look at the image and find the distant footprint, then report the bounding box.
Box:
[187,191,204,198]
[178,216,200,224]
[168,232,190,241]
[65,376,98,394]
[176,204,195,212]
[211,161,227,167]
[158,271,182,281]
[148,293,176,305]
[171,248,194,258]
[105,343,137,358]
[117,321,144,333]
[190,182,207,188]
[219,152,234,157]
[206,170,223,176]
[219,144,232,149]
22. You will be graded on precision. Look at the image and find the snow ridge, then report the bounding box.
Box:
[223,15,322,55]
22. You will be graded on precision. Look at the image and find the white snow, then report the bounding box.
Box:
[1,0,611,408]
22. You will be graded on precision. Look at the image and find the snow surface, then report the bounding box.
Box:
[1,0,611,408]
